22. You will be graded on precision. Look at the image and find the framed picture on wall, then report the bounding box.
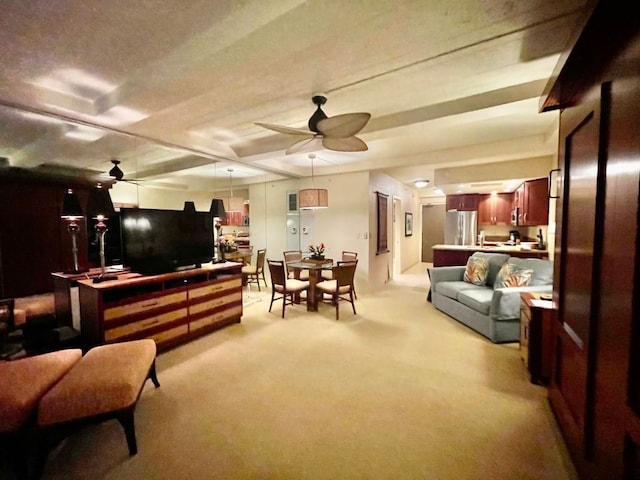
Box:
[376,192,389,254]
[405,212,413,236]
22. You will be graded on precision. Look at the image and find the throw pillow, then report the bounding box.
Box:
[495,262,534,288]
[464,256,489,286]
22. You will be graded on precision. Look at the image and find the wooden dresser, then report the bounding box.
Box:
[520,292,555,385]
[78,262,243,352]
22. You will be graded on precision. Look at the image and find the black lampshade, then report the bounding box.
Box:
[86,185,116,219]
[183,201,197,214]
[209,198,226,219]
[61,189,84,219]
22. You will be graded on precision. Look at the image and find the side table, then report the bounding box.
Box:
[520,292,555,385]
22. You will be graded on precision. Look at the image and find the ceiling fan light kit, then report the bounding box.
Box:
[255,94,371,154]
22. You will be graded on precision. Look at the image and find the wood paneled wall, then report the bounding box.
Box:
[542,2,640,478]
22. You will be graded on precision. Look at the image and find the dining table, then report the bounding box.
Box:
[287,259,333,311]
[223,250,253,266]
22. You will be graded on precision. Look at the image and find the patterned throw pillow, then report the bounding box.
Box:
[495,262,533,288]
[464,256,489,286]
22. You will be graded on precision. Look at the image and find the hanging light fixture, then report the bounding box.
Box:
[299,153,328,209]
[226,168,244,212]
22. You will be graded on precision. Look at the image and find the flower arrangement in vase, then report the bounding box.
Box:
[308,242,326,260]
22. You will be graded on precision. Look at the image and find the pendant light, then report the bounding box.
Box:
[226,168,244,212]
[299,153,328,209]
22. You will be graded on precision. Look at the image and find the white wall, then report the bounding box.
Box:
[109,170,422,292]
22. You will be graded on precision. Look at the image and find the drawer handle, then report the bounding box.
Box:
[142,301,159,308]
[142,319,160,327]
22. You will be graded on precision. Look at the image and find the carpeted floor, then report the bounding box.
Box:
[33,263,576,479]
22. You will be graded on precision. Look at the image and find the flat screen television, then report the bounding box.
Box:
[120,207,213,275]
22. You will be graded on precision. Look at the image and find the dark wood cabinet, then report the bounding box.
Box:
[519,292,555,385]
[78,263,243,352]
[478,193,512,225]
[445,194,478,211]
[512,178,549,226]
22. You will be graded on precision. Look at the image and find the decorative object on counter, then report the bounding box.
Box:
[537,229,545,250]
[308,242,326,260]
[405,212,413,236]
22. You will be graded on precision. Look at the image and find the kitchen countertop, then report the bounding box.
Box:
[432,244,548,254]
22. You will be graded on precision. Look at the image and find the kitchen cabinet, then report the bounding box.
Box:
[445,194,478,211]
[478,193,512,225]
[513,178,549,226]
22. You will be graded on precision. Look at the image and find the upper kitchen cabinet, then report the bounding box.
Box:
[513,177,549,226]
[478,193,513,225]
[445,194,479,211]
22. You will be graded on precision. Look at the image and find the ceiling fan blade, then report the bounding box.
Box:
[322,136,368,152]
[255,122,313,136]
[285,136,322,155]
[316,112,371,138]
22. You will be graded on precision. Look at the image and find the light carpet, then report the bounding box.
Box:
[34,263,576,479]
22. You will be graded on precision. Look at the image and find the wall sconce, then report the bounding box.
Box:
[86,184,117,282]
[61,189,87,273]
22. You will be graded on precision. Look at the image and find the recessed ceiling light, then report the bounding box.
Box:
[413,179,429,188]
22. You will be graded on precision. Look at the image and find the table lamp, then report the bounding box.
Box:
[61,189,88,273]
[86,184,118,283]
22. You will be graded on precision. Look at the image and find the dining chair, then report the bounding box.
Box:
[267,260,310,318]
[315,260,358,320]
[241,248,267,291]
[320,251,359,298]
[283,250,309,280]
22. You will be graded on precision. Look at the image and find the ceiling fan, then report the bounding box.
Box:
[107,159,144,185]
[255,94,371,154]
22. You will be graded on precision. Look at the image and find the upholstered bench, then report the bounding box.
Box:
[0,348,82,479]
[35,339,160,476]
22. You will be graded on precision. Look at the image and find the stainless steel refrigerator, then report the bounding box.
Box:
[445,210,477,245]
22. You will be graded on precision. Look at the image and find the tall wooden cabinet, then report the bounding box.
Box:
[541,2,640,478]
[78,262,243,352]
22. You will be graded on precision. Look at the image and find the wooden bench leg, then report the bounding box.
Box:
[117,409,137,456]
[148,359,160,388]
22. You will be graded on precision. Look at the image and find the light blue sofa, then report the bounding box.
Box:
[428,252,553,343]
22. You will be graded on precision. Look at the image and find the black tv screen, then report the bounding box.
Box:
[120,208,213,275]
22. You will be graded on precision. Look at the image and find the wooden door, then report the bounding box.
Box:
[549,98,602,467]
[421,204,445,263]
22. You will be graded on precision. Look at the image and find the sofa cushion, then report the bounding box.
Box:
[495,261,533,288]
[435,281,486,300]
[507,257,553,286]
[457,289,494,316]
[463,256,489,286]
[467,252,510,287]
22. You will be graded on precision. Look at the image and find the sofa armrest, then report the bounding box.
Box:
[491,285,553,321]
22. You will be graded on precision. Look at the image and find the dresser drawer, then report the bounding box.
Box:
[189,278,241,299]
[149,324,189,345]
[190,305,242,332]
[104,308,187,342]
[189,291,242,315]
[104,291,187,322]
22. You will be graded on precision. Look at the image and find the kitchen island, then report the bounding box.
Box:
[432,244,549,267]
